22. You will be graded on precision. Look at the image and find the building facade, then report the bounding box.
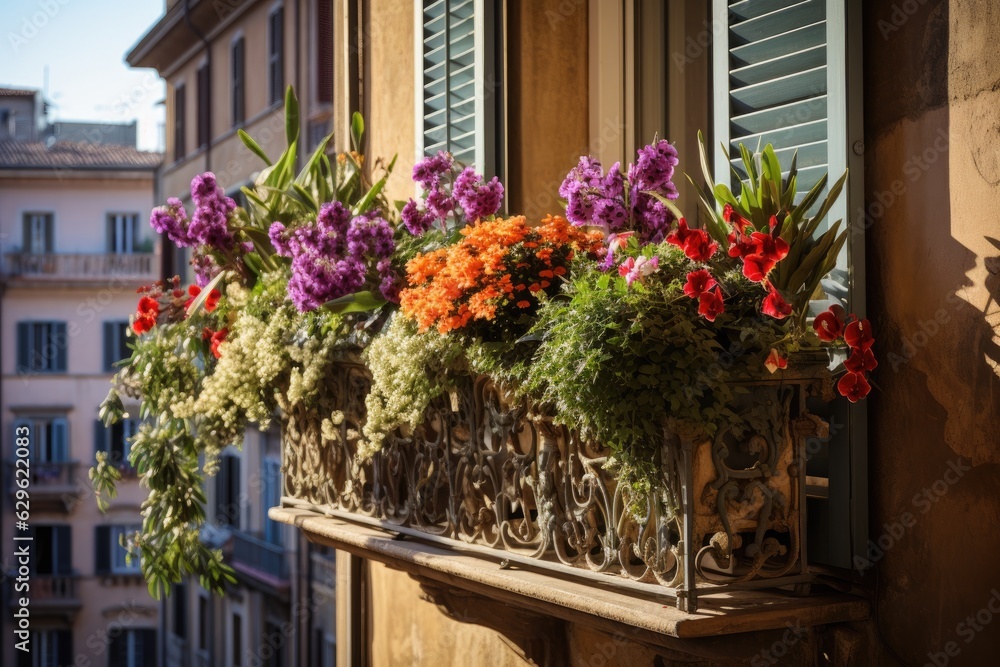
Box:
[0,88,163,666]
[131,0,1000,665]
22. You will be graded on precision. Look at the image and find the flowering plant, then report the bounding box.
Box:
[92,89,874,596]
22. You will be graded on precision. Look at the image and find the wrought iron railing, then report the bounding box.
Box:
[29,574,78,602]
[281,361,832,612]
[231,530,288,580]
[2,252,157,280]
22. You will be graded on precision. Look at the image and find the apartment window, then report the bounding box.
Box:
[268,6,285,105]
[174,82,186,160]
[417,0,501,175]
[22,212,53,253]
[16,321,68,373]
[108,629,156,667]
[262,456,282,545]
[94,524,141,574]
[215,452,241,527]
[15,630,71,667]
[95,417,138,469]
[172,583,187,639]
[232,613,243,667]
[103,321,130,372]
[198,596,209,651]
[315,0,333,104]
[13,415,68,463]
[32,525,72,575]
[263,621,284,667]
[232,37,246,126]
[107,213,140,253]
[197,64,211,148]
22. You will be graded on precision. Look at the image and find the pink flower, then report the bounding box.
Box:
[619,255,659,286]
[764,348,788,374]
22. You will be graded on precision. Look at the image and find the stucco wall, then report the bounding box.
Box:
[864,0,1000,664]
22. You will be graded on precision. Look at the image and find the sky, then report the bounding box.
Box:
[0,0,166,152]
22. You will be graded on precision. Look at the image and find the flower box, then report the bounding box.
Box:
[280,355,831,612]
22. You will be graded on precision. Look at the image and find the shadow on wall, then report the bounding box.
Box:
[864,0,1000,665]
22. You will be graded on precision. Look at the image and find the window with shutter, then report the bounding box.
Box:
[197,64,211,148]
[215,453,241,527]
[232,37,246,126]
[269,7,285,105]
[22,212,54,253]
[263,456,282,545]
[111,525,142,573]
[109,629,156,667]
[16,322,66,373]
[174,83,186,161]
[711,0,866,570]
[107,213,140,253]
[14,415,69,463]
[103,321,130,372]
[315,0,334,104]
[95,525,111,574]
[416,0,500,176]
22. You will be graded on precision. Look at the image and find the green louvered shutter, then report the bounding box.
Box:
[417,0,499,175]
[712,0,867,572]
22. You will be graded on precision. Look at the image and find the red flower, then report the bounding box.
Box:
[837,371,871,403]
[682,228,718,262]
[813,306,845,342]
[742,232,789,283]
[204,289,222,313]
[727,231,756,259]
[172,288,184,298]
[184,284,201,310]
[209,328,228,359]
[844,318,875,350]
[132,315,155,335]
[844,347,878,373]
[665,217,694,249]
[698,286,725,322]
[764,348,788,374]
[762,283,793,320]
[137,296,160,318]
[722,204,750,233]
[683,269,717,299]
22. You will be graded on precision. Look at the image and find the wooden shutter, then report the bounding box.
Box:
[712,0,866,571]
[174,83,186,160]
[316,0,334,104]
[103,321,115,372]
[16,322,29,372]
[57,630,73,667]
[232,37,246,126]
[197,64,211,148]
[94,419,111,463]
[270,8,285,104]
[417,0,498,174]
[54,525,72,574]
[52,322,67,372]
[138,629,157,663]
[51,417,68,462]
[95,525,111,575]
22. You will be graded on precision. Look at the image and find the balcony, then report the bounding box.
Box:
[230,530,289,596]
[5,460,81,513]
[2,252,158,284]
[6,573,81,619]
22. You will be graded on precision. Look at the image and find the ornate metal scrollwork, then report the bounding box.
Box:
[281,363,826,612]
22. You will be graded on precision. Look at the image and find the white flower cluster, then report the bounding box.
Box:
[360,314,462,458]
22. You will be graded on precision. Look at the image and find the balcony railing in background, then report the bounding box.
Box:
[231,530,288,581]
[2,252,157,281]
[32,574,78,602]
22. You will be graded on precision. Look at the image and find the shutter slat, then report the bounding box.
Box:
[729,66,827,115]
[731,95,828,136]
[728,0,824,45]
[728,0,799,22]
[730,21,825,68]
[730,118,827,152]
[730,44,826,87]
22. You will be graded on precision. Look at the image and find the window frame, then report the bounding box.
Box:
[106,213,141,254]
[173,81,187,162]
[268,5,285,106]
[16,321,68,374]
[22,211,54,254]
[13,414,69,463]
[232,35,246,127]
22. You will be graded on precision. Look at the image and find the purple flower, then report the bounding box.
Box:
[347,211,395,259]
[412,151,454,189]
[191,250,220,287]
[425,189,455,221]
[453,167,504,222]
[593,198,629,231]
[150,198,194,248]
[401,199,438,235]
[187,172,236,251]
[629,140,679,194]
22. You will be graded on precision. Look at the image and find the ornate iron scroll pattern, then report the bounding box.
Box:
[281,363,825,611]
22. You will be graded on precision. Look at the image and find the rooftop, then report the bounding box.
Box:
[0,87,39,97]
[0,140,162,171]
